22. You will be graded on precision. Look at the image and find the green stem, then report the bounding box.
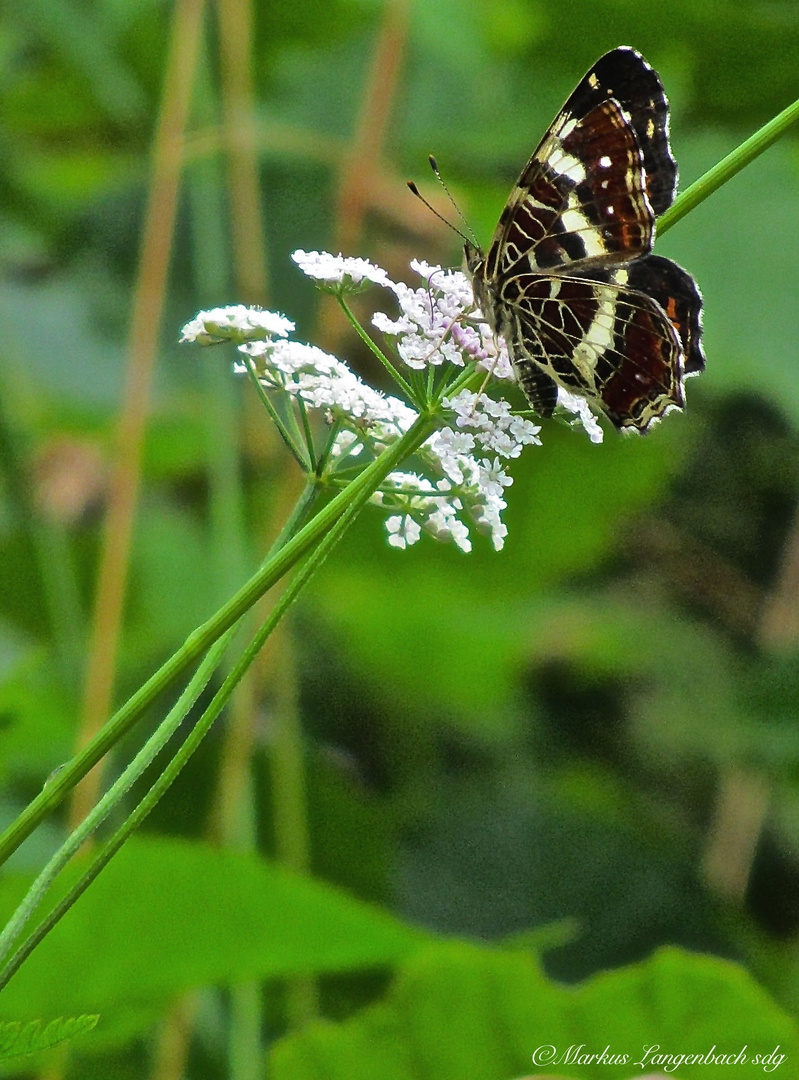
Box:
[292,380,318,474]
[265,479,319,558]
[433,361,480,406]
[0,624,238,976]
[338,296,417,405]
[241,356,311,471]
[0,410,437,868]
[314,413,349,475]
[0,461,368,993]
[659,93,799,235]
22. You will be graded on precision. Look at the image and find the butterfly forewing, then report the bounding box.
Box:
[466,46,705,433]
[558,47,677,215]
[490,98,654,277]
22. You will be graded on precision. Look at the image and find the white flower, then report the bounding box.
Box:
[180,306,293,345]
[241,339,416,433]
[477,457,514,500]
[443,391,542,458]
[385,515,422,550]
[370,261,515,379]
[373,265,489,371]
[450,321,515,380]
[330,428,364,460]
[373,430,515,553]
[472,496,509,551]
[426,428,475,484]
[556,388,604,443]
[291,250,390,292]
[425,505,472,553]
[182,251,609,556]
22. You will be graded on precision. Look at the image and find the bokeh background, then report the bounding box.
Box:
[2,0,799,1077]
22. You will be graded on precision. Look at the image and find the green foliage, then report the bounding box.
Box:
[306,426,685,733]
[1,0,799,1076]
[0,1014,98,1060]
[270,941,799,1079]
[0,650,75,785]
[0,837,424,1023]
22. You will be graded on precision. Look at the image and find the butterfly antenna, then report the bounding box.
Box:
[406,180,470,245]
[407,155,478,247]
[427,155,479,248]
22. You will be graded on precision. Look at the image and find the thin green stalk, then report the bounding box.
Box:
[433,361,480,405]
[241,357,311,471]
[0,625,238,974]
[338,296,417,404]
[314,413,347,473]
[0,409,437,868]
[292,377,318,473]
[0,462,367,994]
[264,480,319,559]
[659,93,799,235]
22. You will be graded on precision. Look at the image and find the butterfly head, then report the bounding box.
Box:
[463,240,498,331]
[463,240,484,277]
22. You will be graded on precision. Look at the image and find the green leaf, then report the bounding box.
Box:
[0,1014,98,1060]
[269,940,799,1080]
[0,837,426,1018]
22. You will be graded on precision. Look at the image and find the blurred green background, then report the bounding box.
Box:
[2,0,799,1077]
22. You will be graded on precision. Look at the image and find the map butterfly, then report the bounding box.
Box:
[464,47,705,433]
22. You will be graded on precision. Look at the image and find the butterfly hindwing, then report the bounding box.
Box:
[514,363,559,418]
[506,266,686,430]
[465,46,705,433]
[620,253,706,376]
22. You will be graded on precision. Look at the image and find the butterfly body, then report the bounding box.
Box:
[466,47,705,433]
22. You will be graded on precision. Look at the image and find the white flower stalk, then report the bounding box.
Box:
[180,251,605,553]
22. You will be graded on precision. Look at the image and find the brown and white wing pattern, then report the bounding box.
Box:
[466,47,705,433]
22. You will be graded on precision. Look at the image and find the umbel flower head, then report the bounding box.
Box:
[181,251,603,553]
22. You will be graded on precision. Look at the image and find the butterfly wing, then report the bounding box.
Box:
[466,47,704,432]
[623,253,706,377]
[506,255,704,430]
[485,96,653,281]
[485,46,676,281]
[558,46,677,216]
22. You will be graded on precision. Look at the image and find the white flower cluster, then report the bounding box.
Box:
[372,259,513,378]
[372,392,541,553]
[180,305,294,345]
[181,250,603,553]
[443,390,542,459]
[239,337,417,458]
[240,339,413,429]
[291,249,391,291]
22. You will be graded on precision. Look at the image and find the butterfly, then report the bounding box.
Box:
[464,46,705,433]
